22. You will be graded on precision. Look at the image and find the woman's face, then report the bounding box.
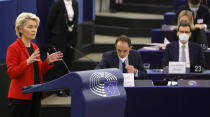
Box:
[19,19,38,41]
[180,15,190,23]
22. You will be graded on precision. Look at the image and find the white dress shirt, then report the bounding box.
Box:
[178,41,190,68]
[64,0,74,21]
[118,55,139,77]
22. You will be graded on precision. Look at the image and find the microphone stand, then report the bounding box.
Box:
[69,45,98,66]
[53,47,70,73]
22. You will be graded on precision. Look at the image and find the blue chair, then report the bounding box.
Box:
[164,12,176,25]
[174,0,188,12]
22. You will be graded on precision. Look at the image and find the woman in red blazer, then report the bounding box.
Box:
[6,12,63,117]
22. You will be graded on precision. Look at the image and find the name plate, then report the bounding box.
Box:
[169,62,186,74]
[123,73,134,87]
[197,18,204,24]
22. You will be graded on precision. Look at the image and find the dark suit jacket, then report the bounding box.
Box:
[96,49,146,79]
[162,42,206,67]
[176,4,210,28]
[47,0,78,48]
[47,0,78,35]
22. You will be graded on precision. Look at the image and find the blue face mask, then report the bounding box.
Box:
[190,7,199,12]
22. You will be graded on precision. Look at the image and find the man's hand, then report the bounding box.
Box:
[195,24,206,30]
[125,65,136,73]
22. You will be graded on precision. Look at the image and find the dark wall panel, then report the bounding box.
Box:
[0,0,17,59]
[0,63,10,117]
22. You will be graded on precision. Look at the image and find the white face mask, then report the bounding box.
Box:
[179,33,189,43]
[190,7,199,12]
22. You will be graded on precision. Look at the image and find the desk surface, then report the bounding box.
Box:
[138,48,210,69]
[138,48,210,53]
[147,69,210,74]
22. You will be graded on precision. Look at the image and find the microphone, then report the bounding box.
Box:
[67,44,98,66]
[52,46,71,73]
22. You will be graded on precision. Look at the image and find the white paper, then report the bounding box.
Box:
[164,37,170,45]
[168,62,186,74]
[167,81,178,86]
[142,46,160,50]
[197,19,204,24]
[123,73,134,87]
[161,24,176,31]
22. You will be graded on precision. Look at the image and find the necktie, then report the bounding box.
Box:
[122,62,127,73]
[181,45,186,62]
[193,11,196,20]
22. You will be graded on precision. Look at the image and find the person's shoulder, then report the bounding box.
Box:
[189,42,203,51]
[200,4,209,11]
[8,41,18,49]
[102,50,116,60]
[129,49,141,57]
[7,40,20,53]
[189,42,201,48]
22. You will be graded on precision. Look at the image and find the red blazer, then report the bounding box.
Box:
[6,38,53,100]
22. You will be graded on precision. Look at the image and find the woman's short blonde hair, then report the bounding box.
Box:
[177,10,195,31]
[15,12,40,38]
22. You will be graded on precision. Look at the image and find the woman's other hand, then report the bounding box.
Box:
[47,51,63,64]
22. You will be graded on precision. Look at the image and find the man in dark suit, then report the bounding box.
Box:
[176,0,210,29]
[96,35,146,79]
[162,22,206,68]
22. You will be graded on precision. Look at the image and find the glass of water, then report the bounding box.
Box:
[143,63,150,71]
[200,43,208,50]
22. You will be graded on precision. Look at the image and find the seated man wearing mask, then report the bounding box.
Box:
[96,35,146,79]
[176,0,210,30]
[162,21,206,68]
